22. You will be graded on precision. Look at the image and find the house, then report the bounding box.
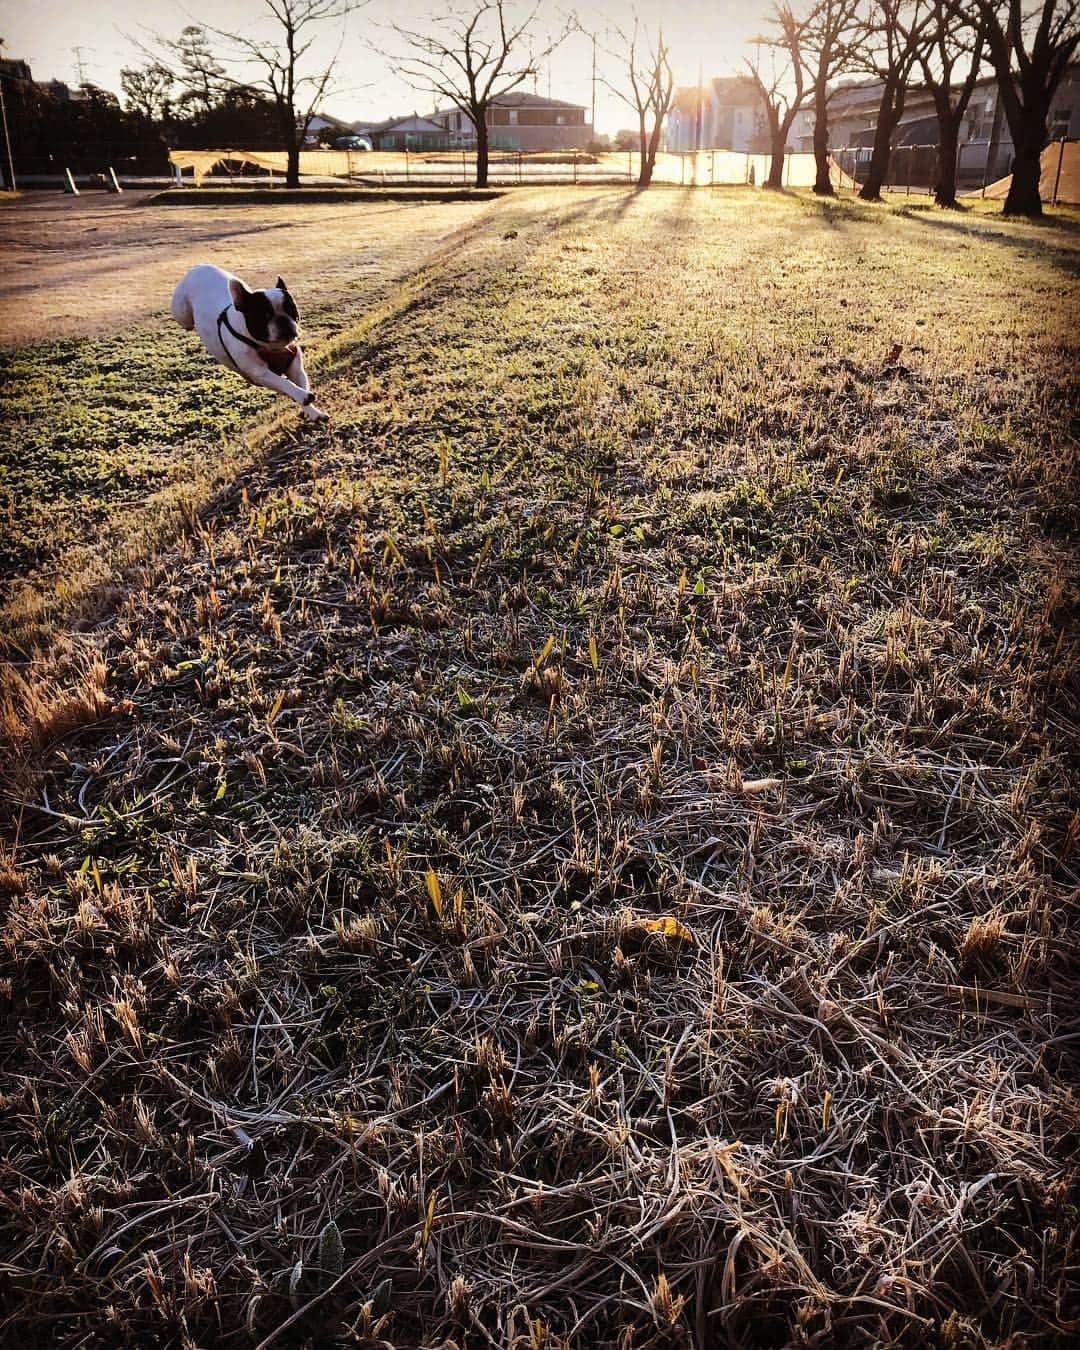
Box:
[429,92,592,152]
[39,78,79,102]
[354,114,449,152]
[665,78,768,152]
[304,111,355,146]
[0,57,33,85]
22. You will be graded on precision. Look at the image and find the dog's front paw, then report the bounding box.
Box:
[301,402,330,424]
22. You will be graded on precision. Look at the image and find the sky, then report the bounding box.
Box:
[0,1,770,134]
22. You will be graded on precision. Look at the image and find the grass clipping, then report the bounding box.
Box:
[1,188,1078,1348]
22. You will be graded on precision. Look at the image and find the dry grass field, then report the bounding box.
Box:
[1,187,1079,1349]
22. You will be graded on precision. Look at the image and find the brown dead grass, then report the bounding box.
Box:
[0,190,494,346]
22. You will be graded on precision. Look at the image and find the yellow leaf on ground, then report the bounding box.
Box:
[425,869,443,918]
[630,916,694,945]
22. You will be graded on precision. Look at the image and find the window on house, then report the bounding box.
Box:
[1050,108,1071,136]
[557,114,566,125]
[509,109,518,124]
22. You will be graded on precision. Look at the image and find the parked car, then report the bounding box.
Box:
[334,135,372,151]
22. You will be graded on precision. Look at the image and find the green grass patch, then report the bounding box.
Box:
[0,328,271,582]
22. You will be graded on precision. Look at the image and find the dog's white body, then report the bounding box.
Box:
[171,264,328,422]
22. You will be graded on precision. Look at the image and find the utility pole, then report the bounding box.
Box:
[591,31,597,136]
[0,38,17,191]
[71,46,92,86]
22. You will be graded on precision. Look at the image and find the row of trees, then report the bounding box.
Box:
[3,26,284,180]
[747,0,1079,214]
[11,0,1076,213]
[129,3,357,178]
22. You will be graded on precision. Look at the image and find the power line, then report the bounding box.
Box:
[591,32,596,133]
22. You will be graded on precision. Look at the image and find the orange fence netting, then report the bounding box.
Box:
[168,147,856,190]
[973,139,1079,205]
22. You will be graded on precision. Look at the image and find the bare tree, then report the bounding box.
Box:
[746,5,810,190]
[918,0,984,207]
[151,3,361,188]
[388,2,562,189]
[120,63,175,124]
[965,0,1079,215]
[857,1,931,200]
[606,20,674,188]
[803,0,863,195]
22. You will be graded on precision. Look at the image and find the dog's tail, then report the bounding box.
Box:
[170,282,195,331]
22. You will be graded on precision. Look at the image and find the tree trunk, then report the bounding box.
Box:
[860,85,901,201]
[475,114,489,189]
[280,99,300,189]
[766,117,785,189]
[1003,126,1045,217]
[992,70,1050,219]
[636,113,650,188]
[643,115,664,189]
[933,113,960,207]
[812,90,833,196]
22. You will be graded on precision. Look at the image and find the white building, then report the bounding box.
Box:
[665,78,768,152]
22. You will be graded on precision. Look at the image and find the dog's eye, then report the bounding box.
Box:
[283,296,298,321]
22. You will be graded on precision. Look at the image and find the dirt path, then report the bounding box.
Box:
[0,191,501,346]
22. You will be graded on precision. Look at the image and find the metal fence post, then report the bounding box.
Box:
[1052,136,1066,205]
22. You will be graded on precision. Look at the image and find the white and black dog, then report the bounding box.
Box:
[171,264,329,422]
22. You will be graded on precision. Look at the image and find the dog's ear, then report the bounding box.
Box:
[276,276,288,293]
[229,278,252,310]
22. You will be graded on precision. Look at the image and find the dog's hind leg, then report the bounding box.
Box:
[170,285,195,330]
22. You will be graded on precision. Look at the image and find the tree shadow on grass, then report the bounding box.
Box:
[894,204,1080,274]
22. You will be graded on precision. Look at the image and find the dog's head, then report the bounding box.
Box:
[229,276,300,348]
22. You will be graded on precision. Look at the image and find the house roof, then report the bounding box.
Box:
[308,111,353,130]
[431,90,586,117]
[710,76,758,100]
[359,115,447,135]
[671,87,706,116]
[488,91,585,109]
[671,78,760,117]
